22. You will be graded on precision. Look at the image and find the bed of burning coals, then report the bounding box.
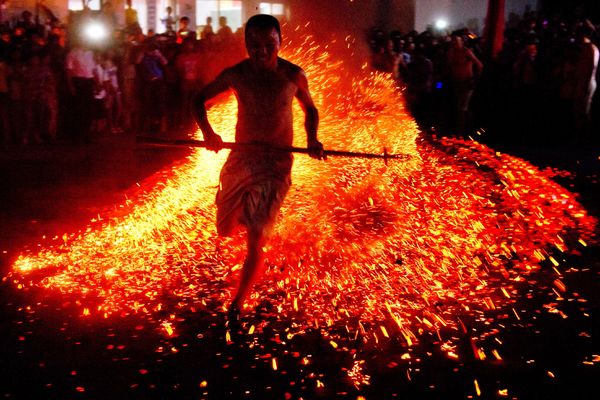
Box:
[2,36,598,399]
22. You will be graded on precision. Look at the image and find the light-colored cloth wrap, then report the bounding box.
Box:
[216,150,293,238]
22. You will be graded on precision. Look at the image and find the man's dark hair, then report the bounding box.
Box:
[576,24,594,40]
[451,29,465,38]
[245,14,281,42]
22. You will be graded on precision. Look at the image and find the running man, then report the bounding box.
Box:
[192,14,324,321]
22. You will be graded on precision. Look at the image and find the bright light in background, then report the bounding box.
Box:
[83,21,108,42]
[435,19,448,30]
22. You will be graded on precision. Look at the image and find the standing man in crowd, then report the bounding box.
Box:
[217,16,233,42]
[572,24,599,139]
[193,14,324,322]
[177,16,195,42]
[161,6,176,33]
[446,31,483,135]
[65,36,96,143]
[136,40,168,134]
[201,16,214,39]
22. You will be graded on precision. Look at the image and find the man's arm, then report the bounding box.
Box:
[467,49,483,75]
[64,51,76,95]
[192,72,231,151]
[579,44,597,85]
[294,69,324,159]
[155,49,168,65]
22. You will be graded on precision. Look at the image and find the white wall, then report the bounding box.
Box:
[415,0,538,35]
[3,0,538,34]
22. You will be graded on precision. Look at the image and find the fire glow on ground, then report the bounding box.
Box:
[3,36,599,399]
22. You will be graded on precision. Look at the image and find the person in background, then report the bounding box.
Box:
[121,34,142,132]
[162,6,176,34]
[372,38,401,79]
[446,31,483,135]
[0,51,9,143]
[22,53,55,144]
[65,37,96,143]
[45,31,67,140]
[99,1,117,35]
[7,49,27,144]
[40,52,58,142]
[92,52,108,134]
[201,16,214,40]
[406,45,433,123]
[175,37,203,130]
[177,16,195,43]
[124,0,141,36]
[136,40,168,134]
[101,50,122,133]
[571,24,599,139]
[217,16,233,42]
[513,36,540,140]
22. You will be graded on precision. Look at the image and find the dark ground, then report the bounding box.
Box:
[0,110,599,400]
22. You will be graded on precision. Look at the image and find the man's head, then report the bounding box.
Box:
[21,10,32,22]
[576,24,594,43]
[245,14,282,68]
[180,16,190,29]
[450,32,464,48]
[524,35,538,57]
[246,14,281,42]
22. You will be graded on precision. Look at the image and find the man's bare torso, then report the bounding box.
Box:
[221,57,301,147]
[448,47,476,82]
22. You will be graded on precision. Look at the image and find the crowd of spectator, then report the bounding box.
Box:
[369,11,599,145]
[1,6,598,148]
[0,4,245,145]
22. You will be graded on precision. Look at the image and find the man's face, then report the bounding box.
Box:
[246,27,280,68]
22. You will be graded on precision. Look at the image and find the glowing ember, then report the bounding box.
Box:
[348,359,371,388]
[6,35,596,384]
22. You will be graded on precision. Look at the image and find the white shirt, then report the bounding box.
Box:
[105,64,120,90]
[66,47,96,79]
[93,64,107,99]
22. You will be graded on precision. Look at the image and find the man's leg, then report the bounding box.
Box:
[231,227,266,311]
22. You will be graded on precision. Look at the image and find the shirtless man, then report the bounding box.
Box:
[572,25,599,137]
[446,32,483,134]
[192,14,324,321]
